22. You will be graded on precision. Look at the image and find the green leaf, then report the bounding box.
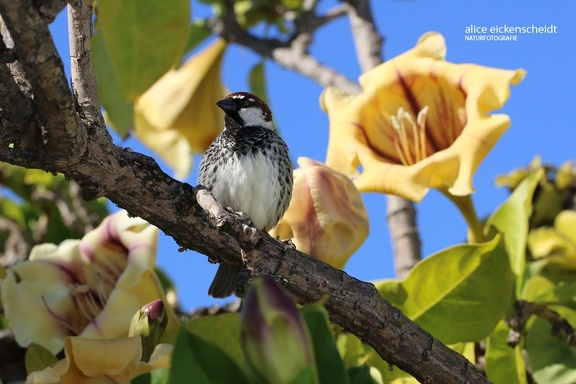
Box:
[301,305,348,384]
[185,313,243,362]
[132,368,170,384]
[95,0,190,99]
[347,366,375,384]
[527,316,576,384]
[25,343,58,374]
[485,320,527,384]
[336,332,365,369]
[248,61,268,103]
[486,170,544,295]
[0,198,26,227]
[92,33,135,137]
[169,326,250,384]
[282,0,304,10]
[522,276,576,310]
[377,235,512,344]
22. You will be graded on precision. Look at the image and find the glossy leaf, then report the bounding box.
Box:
[486,170,543,295]
[527,315,576,384]
[185,312,243,363]
[170,326,249,384]
[249,61,268,105]
[92,32,134,137]
[522,276,576,311]
[95,0,190,99]
[485,320,527,384]
[336,332,365,369]
[301,305,348,384]
[377,235,512,344]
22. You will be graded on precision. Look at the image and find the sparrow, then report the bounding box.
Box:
[198,92,294,298]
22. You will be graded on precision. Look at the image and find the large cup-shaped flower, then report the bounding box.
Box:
[270,157,369,269]
[25,336,172,384]
[321,32,526,201]
[134,39,228,178]
[0,211,178,354]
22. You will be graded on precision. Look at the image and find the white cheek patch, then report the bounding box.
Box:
[238,107,274,130]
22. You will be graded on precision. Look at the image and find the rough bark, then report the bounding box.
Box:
[0,1,485,382]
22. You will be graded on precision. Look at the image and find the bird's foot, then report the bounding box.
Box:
[280,238,296,251]
[224,206,255,228]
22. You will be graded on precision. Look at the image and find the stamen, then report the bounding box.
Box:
[391,115,409,166]
[392,108,414,165]
[390,106,429,166]
[416,106,429,162]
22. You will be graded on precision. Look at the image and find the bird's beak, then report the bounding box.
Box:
[216,98,238,114]
[216,98,243,125]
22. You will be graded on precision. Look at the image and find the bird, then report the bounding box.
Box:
[198,92,294,298]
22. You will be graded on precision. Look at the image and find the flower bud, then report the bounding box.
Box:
[129,299,168,362]
[241,277,318,384]
[270,157,369,269]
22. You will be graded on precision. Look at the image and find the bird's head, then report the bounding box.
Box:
[217,92,275,130]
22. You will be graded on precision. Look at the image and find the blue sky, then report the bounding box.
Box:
[48,0,576,309]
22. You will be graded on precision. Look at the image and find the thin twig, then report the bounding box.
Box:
[67,0,105,127]
[507,300,576,348]
[205,1,361,94]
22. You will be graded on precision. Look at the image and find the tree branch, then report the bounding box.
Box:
[0,3,484,382]
[206,1,361,95]
[344,0,383,70]
[0,95,489,384]
[0,0,86,168]
[507,300,576,348]
[35,0,69,23]
[67,0,105,127]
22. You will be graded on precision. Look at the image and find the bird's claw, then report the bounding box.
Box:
[225,206,255,227]
[280,238,296,251]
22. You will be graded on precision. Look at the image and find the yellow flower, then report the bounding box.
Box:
[270,157,369,269]
[134,39,228,179]
[321,32,526,201]
[25,336,172,384]
[528,210,576,270]
[0,211,178,354]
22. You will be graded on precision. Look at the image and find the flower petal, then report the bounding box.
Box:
[0,211,178,354]
[270,157,369,269]
[134,39,228,178]
[25,337,173,384]
[323,32,526,201]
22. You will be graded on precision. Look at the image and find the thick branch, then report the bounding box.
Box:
[0,0,86,167]
[35,0,69,23]
[0,114,488,383]
[67,0,105,127]
[0,51,43,154]
[0,2,481,382]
